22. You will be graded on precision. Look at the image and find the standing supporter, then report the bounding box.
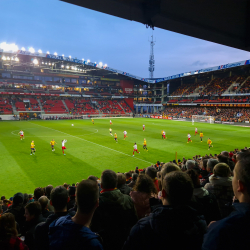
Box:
[202,151,250,250]
[22,201,46,250]
[130,175,157,219]
[67,186,76,210]
[117,173,132,195]
[186,169,221,224]
[0,213,29,250]
[220,151,235,170]
[45,185,54,212]
[201,159,219,186]
[146,166,160,192]
[128,173,138,188]
[35,186,74,250]
[204,163,234,218]
[49,180,103,250]
[123,172,206,250]
[34,187,44,201]
[38,196,53,218]
[125,172,132,184]
[91,170,137,250]
[3,192,25,231]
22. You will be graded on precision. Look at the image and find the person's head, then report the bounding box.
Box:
[133,174,157,194]
[213,163,231,177]
[76,179,99,214]
[1,196,5,201]
[233,151,250,202]
[24,201,42,221]
[217,154,229,164]
[146,166,157,180]
[0,213,17,240]
[88,175,98,183]
[23,193,29,205]
[161,163,181,182]
[101,170,117,189]
[186,169,200,188]
[132,173,138,182]
[32,140,34,143]
[34,187,44,201]
[12,192,24,206]
[38,196,49,211]
[186,160,196,170]
[68,186,76,197]
[221,151,229,158]
[125,172,132,180]
[50,186,69,212]
[162,172,194,206]
[45,185,53,199]
[117,173,126,188]
[207,159,219,173]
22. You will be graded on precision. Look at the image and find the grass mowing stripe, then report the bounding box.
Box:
[29,121,154,165]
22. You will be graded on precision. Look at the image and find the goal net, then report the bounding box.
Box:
[192,115,214,125]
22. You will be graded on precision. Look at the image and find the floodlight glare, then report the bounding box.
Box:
[87,60,90,63]
[29,47,35,53]
[0,42,18,52]
[62,54,64,57]
[38,49,42,53]
[61,65,64,68]
[46,51,50,54]
[15,57,19,62]
[33,59,38,65]
[2,56,6,60]
[69,55,71,58]
[66,66,69,69]
[99,62,103,67]
[21,47,26,51]
[7,57,10,60]
[82,58,84,61]
[49,63,51,65]
[54,52,57,56]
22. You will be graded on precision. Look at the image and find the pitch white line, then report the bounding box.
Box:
[30,122,153,165]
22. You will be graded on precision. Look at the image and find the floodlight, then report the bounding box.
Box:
[15,57,19,62]
[99,62,103,67]
[69,55,71,58]
[61,65,64,68]
[62,54,64,57]
[66,66,69,69]
[38,49,42,53]
[2,56,6,60]
[33,59,38,65]
[42,62,44,64]
[0,42,18,52]
[21,47,26,51]
[82,58,84,61]
[49,63,51,65]
[87,60,90,63]
[29,47,35,53]
[46,51,50,54]
[54,52,57,56]
[7,57,10,60]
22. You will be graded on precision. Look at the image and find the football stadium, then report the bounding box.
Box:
[1,1,250,250]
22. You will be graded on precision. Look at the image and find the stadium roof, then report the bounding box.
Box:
[60,0,250,52]
[1,48,250,84]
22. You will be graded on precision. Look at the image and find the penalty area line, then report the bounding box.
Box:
[29,122,153,165]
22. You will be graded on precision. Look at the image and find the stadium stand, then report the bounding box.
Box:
[0,97,13,114]
[41,99,67,114]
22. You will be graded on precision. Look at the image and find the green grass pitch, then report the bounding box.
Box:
[0,118,249,198]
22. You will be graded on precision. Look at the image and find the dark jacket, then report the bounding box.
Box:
[127,180,136,189]
[118,184,132,196]
[123,205,207,250]
[91,189,137,250]
[35,211,74,250]
[3,204,25,230]
[42,209,54,218]
[49,215,103,250]
[23,214,46,250]
[202,203,250,250]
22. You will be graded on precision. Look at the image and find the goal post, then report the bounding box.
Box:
[192,115,215,125]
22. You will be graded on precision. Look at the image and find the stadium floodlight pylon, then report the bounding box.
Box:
[192,115,215,125]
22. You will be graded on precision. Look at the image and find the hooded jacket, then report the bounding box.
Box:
[91,189,137,250]
[123,205,207,250]
[35,211,75,250]
[204,175,234,218]
[49,215,103,250]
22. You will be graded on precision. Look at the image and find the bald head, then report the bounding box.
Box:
[221,151,229,157]
[38,195,49,210]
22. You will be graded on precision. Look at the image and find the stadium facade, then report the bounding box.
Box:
[1,44,250,120]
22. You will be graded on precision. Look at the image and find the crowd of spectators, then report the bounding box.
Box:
[163,106,250,122]
[1,148,250,250]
